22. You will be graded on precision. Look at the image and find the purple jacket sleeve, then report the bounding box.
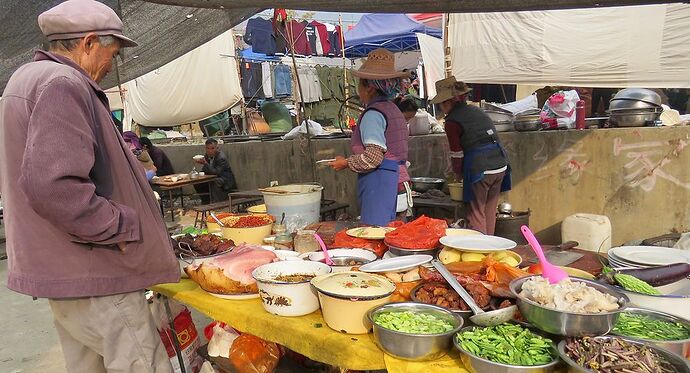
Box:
[19,76,140,246]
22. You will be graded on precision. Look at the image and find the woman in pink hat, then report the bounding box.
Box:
[330,49,410,226]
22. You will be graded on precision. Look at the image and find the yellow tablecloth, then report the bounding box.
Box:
[153,280,564,372]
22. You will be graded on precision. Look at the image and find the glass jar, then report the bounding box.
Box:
[274,233,294,250]
[293,229,320,254]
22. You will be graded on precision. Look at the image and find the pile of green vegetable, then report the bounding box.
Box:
[373,311,455,334]
[455,324,555,366]
[613,312,690,341]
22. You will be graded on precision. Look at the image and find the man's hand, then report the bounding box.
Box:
[194,158,208,165]
[330,156,349,171]
[117,242,127,253]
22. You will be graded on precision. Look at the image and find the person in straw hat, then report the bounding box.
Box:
[330,48,411,225]
[0,1,178,372]
[430,77,511,234]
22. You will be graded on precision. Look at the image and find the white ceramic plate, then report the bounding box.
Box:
[346,227,395,240]
[382,251,397,259]
[609,246,690,266]
[208,292,260,300]
[439,235,517,252]
[359,255,433,273]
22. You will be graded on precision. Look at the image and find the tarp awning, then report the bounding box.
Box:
[448,4,690,88]
[344,14,441,57]
[0,0,257,92]
[124,30,243,127]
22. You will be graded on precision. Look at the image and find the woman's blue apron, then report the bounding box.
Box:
[358,159,403,226]
[462,143,512,202]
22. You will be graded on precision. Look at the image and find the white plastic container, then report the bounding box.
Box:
[262,184,323,233]
[561,213,612,253]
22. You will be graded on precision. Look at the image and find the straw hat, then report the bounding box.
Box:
[430,77,473,104]
[352,49,411,80]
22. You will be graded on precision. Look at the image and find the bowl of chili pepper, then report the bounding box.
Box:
[220,214,274,245]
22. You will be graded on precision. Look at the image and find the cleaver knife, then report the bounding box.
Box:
[523,241,583,266]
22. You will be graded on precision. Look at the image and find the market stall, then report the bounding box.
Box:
[161,208,690,373]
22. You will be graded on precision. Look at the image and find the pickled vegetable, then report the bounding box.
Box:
[373,311,454,334]
[456,324,555,366]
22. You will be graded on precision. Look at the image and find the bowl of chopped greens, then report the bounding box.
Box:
[454,324,559,373]
[559,336,689,373]
[367,302,464,361]
[610,307,690,357]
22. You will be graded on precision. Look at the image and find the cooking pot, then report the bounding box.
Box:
[611,88,662,106]
[608,107,663,127]
[410,177,445,193]
[484,110,514,124]
[311,272,395,334]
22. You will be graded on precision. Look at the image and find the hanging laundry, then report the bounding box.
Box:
[311,21,331,56]
[272,9,288,55]
[325,23,343,57]
[261,62,273,98]
[244,18,276,55]
[304,21,320,56]
[273,64,293,97]
[240,61,264,99]
[287,20,311,56]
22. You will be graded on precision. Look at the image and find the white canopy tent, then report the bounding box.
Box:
[448,3,690,88]
[122,30,243,127]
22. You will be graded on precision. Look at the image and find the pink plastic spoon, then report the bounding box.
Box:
[313,233,335,266]
[521,225,569,284]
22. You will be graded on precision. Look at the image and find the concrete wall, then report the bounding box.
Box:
[160,126,690,245]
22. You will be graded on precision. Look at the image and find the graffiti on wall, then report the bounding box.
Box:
[529,137,590,183]
[613,136,690,192]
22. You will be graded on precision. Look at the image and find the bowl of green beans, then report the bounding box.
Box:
[367,302,464,361]
[454,324,559,373]
[610,307,690,357]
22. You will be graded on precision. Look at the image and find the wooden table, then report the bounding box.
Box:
[151,175,218,221]
[412,196,467,222]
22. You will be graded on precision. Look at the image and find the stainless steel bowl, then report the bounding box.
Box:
[410,177,445,193]
[611,88,662,106]
[610,307,690,357]
[557,336,690,373]
[410,282,473,324]
[509,276,629,337]
[608,107,663,127]
[609,98,660,111]
[514,118,542,132]
[387,243,439,257]
[494,123,514,132]
[367,302,464,361]
[455,326,560,373]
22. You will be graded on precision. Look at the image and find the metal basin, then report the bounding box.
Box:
[611,88,662,106]
[455,326,559,373]
[608,107,662,127]
[368,302,464,361]
[558,336,690,373]
[410,177,445,193]
[509,275,629,337]
[514,119,542,132]
[610,307,690,357]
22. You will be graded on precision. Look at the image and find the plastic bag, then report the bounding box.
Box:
[151,299,203,373]
[229,334,281,373]
[205,322,239,359]
[332,230,388,257]
[384,215,448,249]
[540,90,580,129]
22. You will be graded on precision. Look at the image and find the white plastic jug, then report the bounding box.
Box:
[562,213,612,253]
[262,184,323,233]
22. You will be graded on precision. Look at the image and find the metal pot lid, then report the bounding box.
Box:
[612,88,662,106]
[311,271,395,298]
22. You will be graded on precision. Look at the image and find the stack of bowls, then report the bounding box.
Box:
[608,88,663,127]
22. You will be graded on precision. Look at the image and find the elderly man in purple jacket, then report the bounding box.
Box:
[0,1,178,372]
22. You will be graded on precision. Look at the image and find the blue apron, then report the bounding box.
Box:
[358,159,402,226]
[462,143,512,202]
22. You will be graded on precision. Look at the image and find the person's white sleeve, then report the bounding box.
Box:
[359,110,387,150]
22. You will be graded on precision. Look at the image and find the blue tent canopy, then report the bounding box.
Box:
[344,14,442,58]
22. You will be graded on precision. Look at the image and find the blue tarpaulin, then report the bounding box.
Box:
[241,47,281,62]
[344,14,442,57]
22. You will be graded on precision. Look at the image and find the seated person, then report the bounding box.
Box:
[396,97,443,135]
[140,137,175,176]
[123,131,156,180]
[193,138,238,204]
